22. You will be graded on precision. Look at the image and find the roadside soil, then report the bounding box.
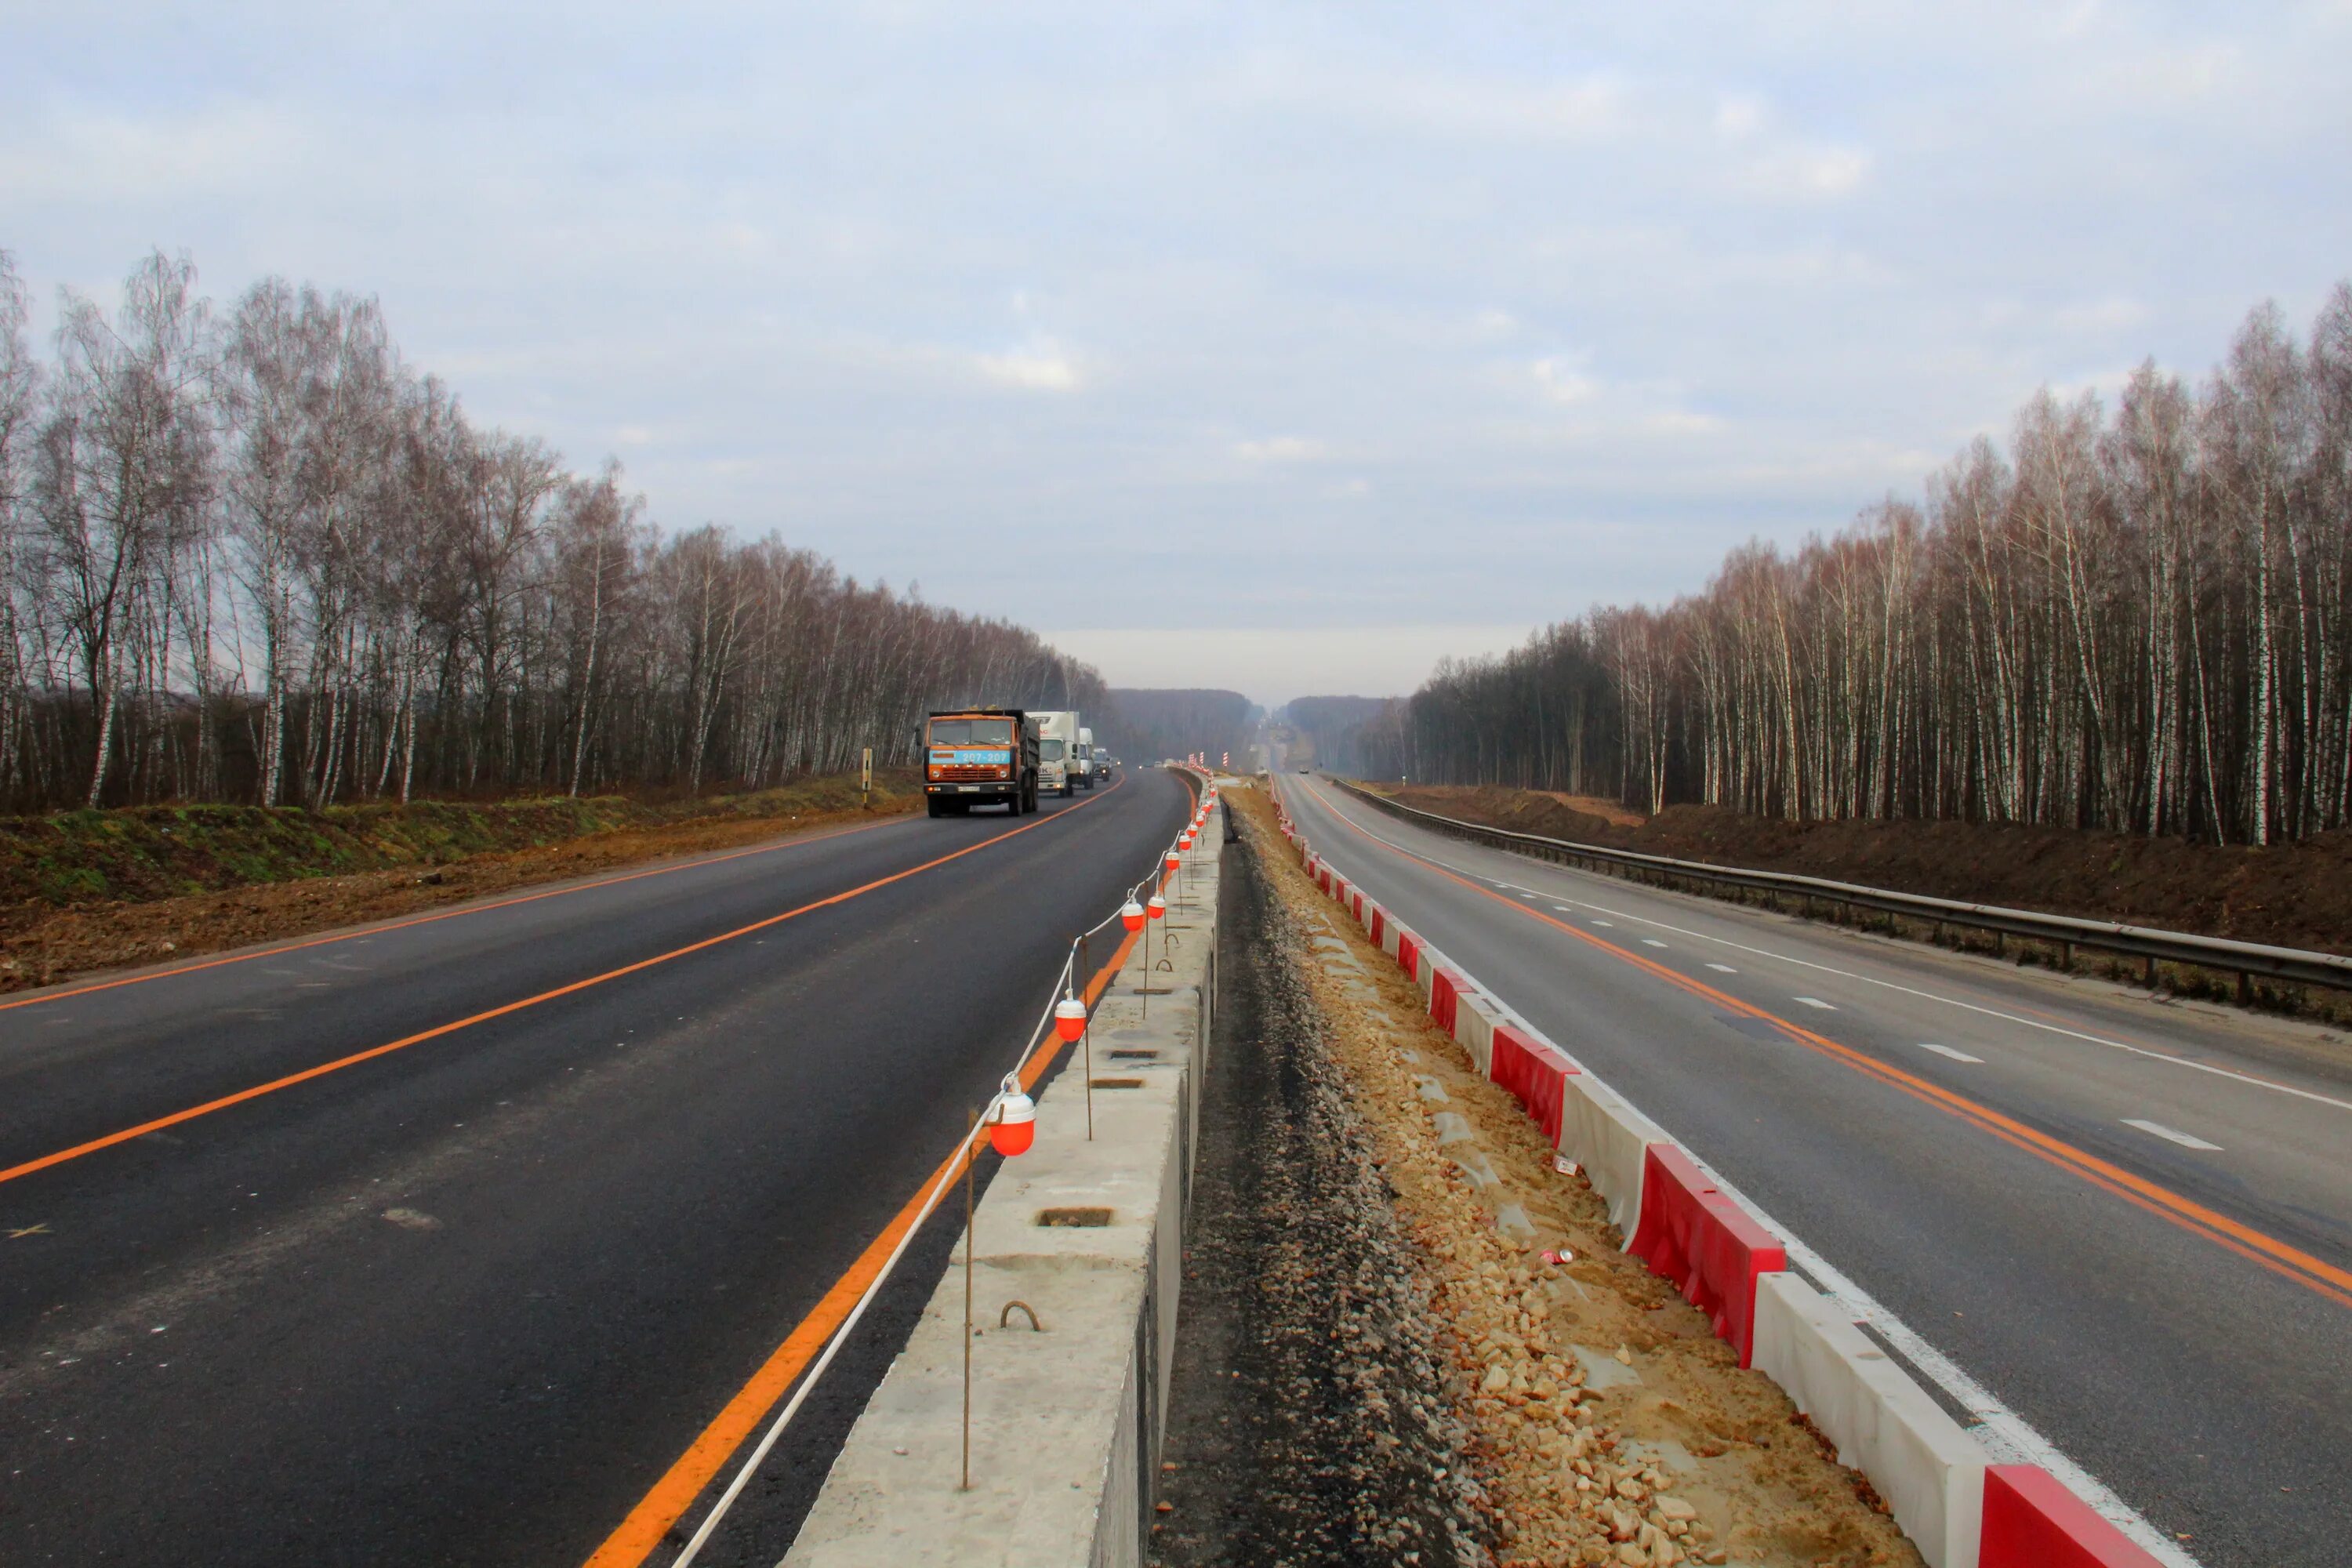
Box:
[1221,786,1924,1568]
[1378,782,2352,960]
[0,775,920,994]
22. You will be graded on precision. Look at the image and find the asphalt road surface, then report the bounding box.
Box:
[0,767,1192,1566]
[1278,773,2352,1568]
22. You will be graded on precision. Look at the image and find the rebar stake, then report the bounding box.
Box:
[960,1106,975,1491]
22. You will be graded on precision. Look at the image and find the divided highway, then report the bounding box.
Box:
[0,768,1195,1566]
[1280,774,2352,1568]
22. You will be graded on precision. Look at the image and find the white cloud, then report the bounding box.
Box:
[0,100,303,201]
[975,342,1083,391]
[1532,355,1602,404]
[1236,435,1326,462]
[1247,60,1629,144]
[1715,93,1767,139]
[2053,296,2148,333]
[1741,143,1873,200]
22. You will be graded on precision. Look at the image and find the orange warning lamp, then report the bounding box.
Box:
[1120,898,1145,932]
[988,1073,1036,1157]
[1147,893,1167,921]
[1054,996,1087,1043]
[1179,830,1194,851]
[1163,848,1180,873]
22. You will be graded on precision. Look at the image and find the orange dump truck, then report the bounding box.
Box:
[921,707,1041,817]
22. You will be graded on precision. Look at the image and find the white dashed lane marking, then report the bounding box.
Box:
[1642,939,1670,949]
[1918,1043,1984,1063]
[2123,1119,2223,1152]
[1591,920,1613,927]
[1706,963,1737,974]
[1793,996,1836,1010]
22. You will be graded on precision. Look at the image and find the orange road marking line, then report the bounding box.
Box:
[0,815,910,1015]
[1305,784,2352,1311]
[0,783,1127,1189]
[581,803,1188,1568]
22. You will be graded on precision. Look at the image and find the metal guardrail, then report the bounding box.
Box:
[1329,778,2352,999]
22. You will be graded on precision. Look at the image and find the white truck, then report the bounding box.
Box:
[1075,726,1098,789]
[1032,710,1081,797]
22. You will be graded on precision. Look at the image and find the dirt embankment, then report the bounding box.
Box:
[1162,786,1919,1567]
[0,771,920,993]
[1377,782,2352,957]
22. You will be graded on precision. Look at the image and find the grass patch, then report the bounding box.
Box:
[0,771,916,911]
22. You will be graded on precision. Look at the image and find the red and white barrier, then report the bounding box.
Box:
[1447,985,1501,1076]
[1266,786,2163,1568]
[1626,1145,1788,1368]
[1556,1073,1670,1237]
[1979,1466,2162,1568]
[1490,1022,1576,1146]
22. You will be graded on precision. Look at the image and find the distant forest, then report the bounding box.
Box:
[1105,688,1254,768]
[1282,695,1396,775]
[0,250,1105,812]
[1362,285,2352,847]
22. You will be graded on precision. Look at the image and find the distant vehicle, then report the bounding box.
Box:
[921,708,1040,817]
[1031,710,1081,796]
[1075,726,1098,789]
[1298,764,1311,773]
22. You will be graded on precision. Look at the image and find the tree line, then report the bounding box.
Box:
[1280,695,1393,775]
[0,249,1106,813]
[1360,285,2352,847]
[1103,688,1254,770]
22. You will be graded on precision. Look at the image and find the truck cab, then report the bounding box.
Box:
[1075,727,1097,789]
[922,708,1039,817]
[1029,710,1081,797]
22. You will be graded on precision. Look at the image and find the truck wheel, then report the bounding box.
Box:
[927,797,946,818]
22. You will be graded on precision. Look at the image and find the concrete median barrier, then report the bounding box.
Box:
[1396,927,1425,980]
[1554,1073,1671,1239]
[784,833,1224,1567]
[1428,963,1466,1035]
[1752,1272,1987,1568]
[1449,987,1501,1076]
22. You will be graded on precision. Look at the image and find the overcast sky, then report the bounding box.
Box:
[7,2,2349,706]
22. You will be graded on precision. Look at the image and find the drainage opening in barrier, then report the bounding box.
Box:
[1036,1207,1114,1228]
[1090,1076,1145,1089]
[1109,1049,1161,1060]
